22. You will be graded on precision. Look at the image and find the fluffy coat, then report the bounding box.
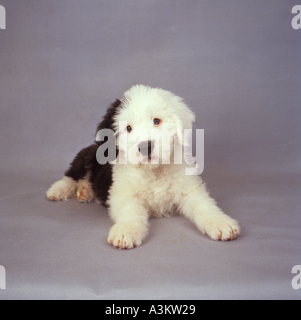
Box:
[47,85,240,249]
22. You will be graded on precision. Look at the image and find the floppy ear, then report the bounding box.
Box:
[173,102,196,146]
[95,99,122,140]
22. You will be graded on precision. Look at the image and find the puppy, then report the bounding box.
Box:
[47,85,240,249]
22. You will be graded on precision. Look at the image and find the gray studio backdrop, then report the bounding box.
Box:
[0,0,300,300]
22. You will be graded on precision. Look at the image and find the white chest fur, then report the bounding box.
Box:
[111,163,186,217]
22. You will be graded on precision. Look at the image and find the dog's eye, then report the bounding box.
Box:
[126,125,132,133]
[153,118,161,126]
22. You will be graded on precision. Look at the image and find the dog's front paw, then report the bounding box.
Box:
[46,177,77,201]
[203,215,240,241]
[107,221,147,249]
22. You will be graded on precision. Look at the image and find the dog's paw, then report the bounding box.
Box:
[46,177,77,201]
[203,215,240,241]
[76,183,94,203]
[107,221,147,249]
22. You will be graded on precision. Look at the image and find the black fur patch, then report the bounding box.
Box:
[96,99,121,135]
[65,99,122,206]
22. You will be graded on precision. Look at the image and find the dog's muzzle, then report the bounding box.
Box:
[138,141,154,159]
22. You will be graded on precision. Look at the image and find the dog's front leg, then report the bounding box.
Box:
[180,184,240,241]
[107,198,149,249]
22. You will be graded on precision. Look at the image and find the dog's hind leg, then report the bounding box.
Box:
[47,176,78,201]
[76,178,95,203]
[47,144,97,202]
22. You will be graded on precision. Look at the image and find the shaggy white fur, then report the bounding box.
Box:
[107,85,240,248]
[47,176,77,201]
[47,85,240,249]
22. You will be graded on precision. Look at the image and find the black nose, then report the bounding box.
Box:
[138,141,154,157]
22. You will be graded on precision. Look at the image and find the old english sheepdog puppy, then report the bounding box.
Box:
[47,85,240,249]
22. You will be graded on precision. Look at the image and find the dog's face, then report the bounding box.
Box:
[108,85,195,165]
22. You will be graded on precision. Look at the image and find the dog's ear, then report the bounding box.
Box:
[173,102,195,146]
[95,99,122,138]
